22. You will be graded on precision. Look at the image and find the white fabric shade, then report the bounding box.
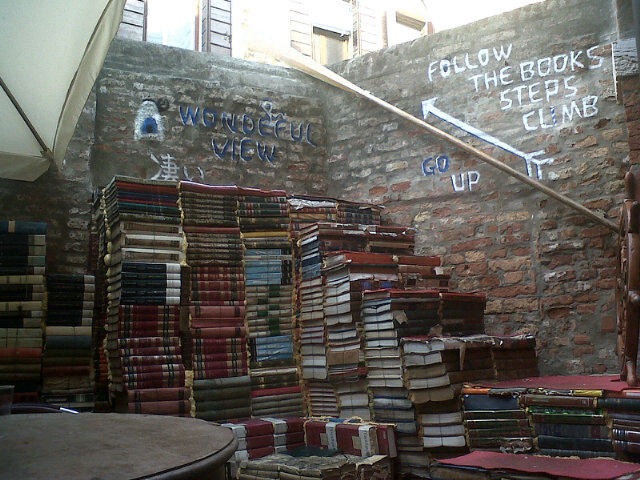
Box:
[0,0,125,181]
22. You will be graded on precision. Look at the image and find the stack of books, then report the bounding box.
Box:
[224,417,305,468]
[42,273,95,411]
[235,452,369,480]
[287,195,339,234]
[462,385,533,453]
[522,389,613,458]
[440,292,486,336]
[191,374,251,422]
[491,334,538,380]
[238,188,301,418]
[361,289,430,475]
[322,251,398,419]
[0,220,47,399]
[336,199,382,225]
[177,182,249,421]
[304,417,397,459]
[89,191,109,408]
[250,366,304,418]
[601,390,640,461]
[396,255,449,290]
[304,380,339,417]
[101,177,188,415]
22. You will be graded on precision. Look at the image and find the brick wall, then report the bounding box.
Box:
[321,0,629,375]
[0,0,634,377]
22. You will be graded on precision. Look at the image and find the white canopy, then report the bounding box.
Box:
[0,0,125,181]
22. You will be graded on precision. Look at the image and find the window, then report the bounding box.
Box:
[145,0,199,51]
[312,27,349,65]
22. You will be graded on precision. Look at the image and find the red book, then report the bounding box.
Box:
[251,385,301,398]
[122,364,185,375]
[119,345,181,357]
[191,290,246,302]
[246,434,275,449]
[190,318,244,328]
[127,387,190,402]
[192,280,245,290]
[127,399,191,416]
[191,326,247,339]
[117,337,181,349]
[190,305,246,317]
[248,445,275,459]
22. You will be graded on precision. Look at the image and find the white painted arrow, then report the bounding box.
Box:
[421,98,554,180]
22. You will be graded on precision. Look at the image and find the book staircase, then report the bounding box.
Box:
[4,177,640,479]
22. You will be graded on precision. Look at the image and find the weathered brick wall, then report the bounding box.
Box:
[320,0,628,375]
[92,39,328,192]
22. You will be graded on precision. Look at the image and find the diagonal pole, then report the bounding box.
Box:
[272,47,618,233]
[0,74,53,160]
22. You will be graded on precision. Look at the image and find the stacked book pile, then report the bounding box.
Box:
[191,374,251,422]
[396,255,449,290]
[235,452,389,480]
[322,251,399,419]
[287,195,339,234]
[0,220,47,398]
[491,335,538,380]
[177,181,250,421]
[361,288,432,468]
[304,417,397,459]
[401,335,497,464]
[522,389,613,458]
[238,187,301,418]
[461,385,533,453]
[250,366,304,418]
[304,380,339,417]
[430,450,640,480]
[224,417,305,468]
[41,273,95,411]
[601,391,640,461]
[336,199,382,225]
[440,292,487,336]
[101,177,188,415]
[89,191,109,407]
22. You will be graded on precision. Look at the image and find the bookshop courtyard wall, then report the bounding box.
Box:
[321,0,631,376]
[0,0,634,377]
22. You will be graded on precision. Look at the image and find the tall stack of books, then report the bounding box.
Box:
[361,289,430,476]
[89,191,110,408]
[0,220,47,400]
[177,181,250,422]
[238,187,302,418]
[322,251,398,420]
[461,385,533,453]
[601,391,640,461]
[101,177,188,415]
[521,389,613,458]
[41,273,95,411]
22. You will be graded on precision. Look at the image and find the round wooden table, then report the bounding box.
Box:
[0,413,237,479]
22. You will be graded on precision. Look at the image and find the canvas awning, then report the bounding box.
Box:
[0,0,125,181]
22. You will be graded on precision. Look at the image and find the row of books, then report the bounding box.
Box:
[459,375,640,464]
[0,220,47,399]
[41,274,95,411]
